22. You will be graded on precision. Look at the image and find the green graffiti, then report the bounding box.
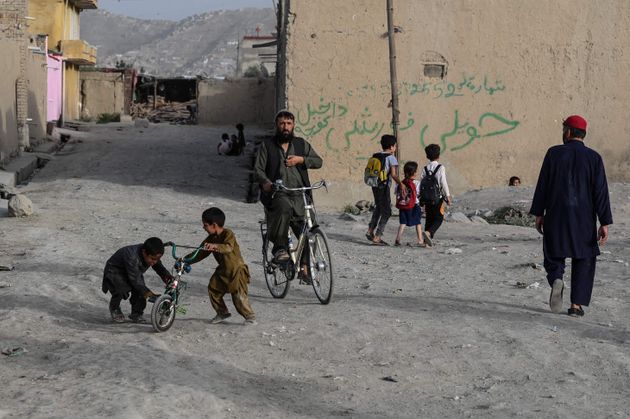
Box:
[295,97,348,140]
[419,110,520,153]
[343,107,384,149]
[349,73,506,100]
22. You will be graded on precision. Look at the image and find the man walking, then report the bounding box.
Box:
[530,115,612,317]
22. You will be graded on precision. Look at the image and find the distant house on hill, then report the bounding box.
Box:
[237,32,276,78]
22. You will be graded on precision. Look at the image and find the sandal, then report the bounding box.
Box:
[568,307,584,317]
[394,241,401,246]
[372,239,389,246]
[365,232,374,242]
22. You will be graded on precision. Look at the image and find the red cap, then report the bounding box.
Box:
[563,115,587,131]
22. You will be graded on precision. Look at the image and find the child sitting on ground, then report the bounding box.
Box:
[183,207,256,324]
[394,161,425,247]
[419,144,452,247]
[218,133,232,155]
[101,237,172,323]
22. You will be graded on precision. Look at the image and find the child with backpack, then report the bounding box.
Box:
[394,161,425,247]
[419,144,452,247]
[364,134,406,246]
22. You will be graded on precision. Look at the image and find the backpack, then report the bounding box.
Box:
[364,153,388,187]
[395,178,417,210]
[419,164,442,206]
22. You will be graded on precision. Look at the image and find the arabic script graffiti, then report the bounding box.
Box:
[419,110,520,153]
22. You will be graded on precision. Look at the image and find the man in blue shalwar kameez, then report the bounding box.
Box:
[530,115,612,317]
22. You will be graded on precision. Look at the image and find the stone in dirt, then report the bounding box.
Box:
[448,212,472,223]
[8,194,33,217]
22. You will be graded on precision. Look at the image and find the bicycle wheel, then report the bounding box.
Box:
[309,228,333,304]
[262,232,290,298]
[151,294,176,332]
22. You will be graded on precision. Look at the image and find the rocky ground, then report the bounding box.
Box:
[0,124,629,418]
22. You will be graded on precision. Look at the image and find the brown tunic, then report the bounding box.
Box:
[185,228,250,293]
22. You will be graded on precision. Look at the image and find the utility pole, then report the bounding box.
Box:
[386,0,400,159]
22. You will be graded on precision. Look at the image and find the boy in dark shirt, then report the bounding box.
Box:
[101,237,172,323]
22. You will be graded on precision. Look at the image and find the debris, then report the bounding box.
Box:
[515,282,528,289]
[8,194,33,217]
[0,281,12,288]
[469,215,489,224]
[0,265,14,272]
[445,248,463,255]
[486,206,535,227]
[448,212,472,223]
[2,347,27,357]
[381,376,398,382]
[527,282,540,289]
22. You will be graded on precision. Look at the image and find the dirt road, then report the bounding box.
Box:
[1,124,628,418]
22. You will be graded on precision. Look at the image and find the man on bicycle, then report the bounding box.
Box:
[254,110,323,265]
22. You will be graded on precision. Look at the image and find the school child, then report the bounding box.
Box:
[184,207,256,324]
[419,144,452,247]
[394,161,425,247]
[365,134,406,246]
[101,237,172,323]
[218,133,232,155]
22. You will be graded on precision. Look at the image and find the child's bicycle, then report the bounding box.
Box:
[150,242,203,333]
[259,179,334,304]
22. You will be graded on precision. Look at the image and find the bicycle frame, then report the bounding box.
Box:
[163,242,203,309]
[272,180,326,268]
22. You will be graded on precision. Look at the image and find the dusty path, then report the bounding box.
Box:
[1,124,629,418]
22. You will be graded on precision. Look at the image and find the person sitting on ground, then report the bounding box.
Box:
[419,144,452,247]
[253,110,323,270]
[365,134,405,246]
[509,176,521,186]
[183,207,256,324]
[218,133,232,155]
[394,161,425,247]
[101,237,172,323]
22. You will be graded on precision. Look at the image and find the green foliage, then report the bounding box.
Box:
[115,59,133,69]
[243,65,262,78]
[97,113,121,124]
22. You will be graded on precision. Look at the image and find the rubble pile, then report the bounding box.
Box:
[130,97,196,124]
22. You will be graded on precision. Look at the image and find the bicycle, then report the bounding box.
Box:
[260,179,334,304]
[150,242,203,333]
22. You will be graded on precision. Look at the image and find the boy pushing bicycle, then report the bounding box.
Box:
[183,207,256,325]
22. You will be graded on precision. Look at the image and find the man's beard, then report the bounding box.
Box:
[277,129,294,143]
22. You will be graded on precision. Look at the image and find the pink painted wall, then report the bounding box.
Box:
[47,54,62,122]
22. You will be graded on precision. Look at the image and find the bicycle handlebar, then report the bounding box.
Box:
[164,241,204,264]
[273,179,328,193]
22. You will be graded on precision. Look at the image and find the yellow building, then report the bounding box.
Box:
[28,0,97,122]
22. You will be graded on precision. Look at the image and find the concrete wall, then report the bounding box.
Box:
[80,71,125,120]
[286,0,630,208]
[198,78,275,125]
[0,40,21,164]
[26,48,48,146]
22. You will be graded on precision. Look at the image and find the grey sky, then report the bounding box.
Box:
[98,0,274,21]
